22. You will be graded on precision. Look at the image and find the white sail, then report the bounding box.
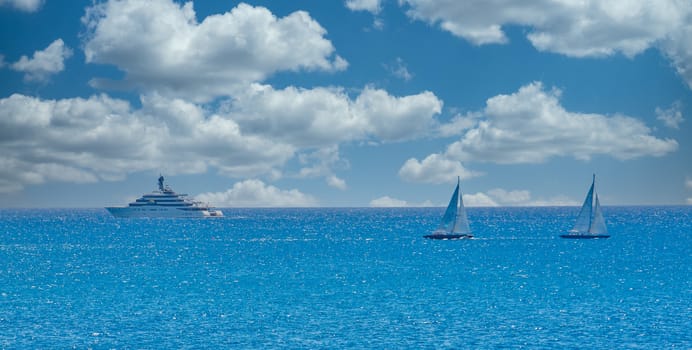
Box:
[570,174,607,234]
[570,179,594,233]
[453,183,471,234]
[589,194,607,234]
[434,178,471,235]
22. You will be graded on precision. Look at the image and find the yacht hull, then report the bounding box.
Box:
[560,234,610,239]
[423,234,473,240]
[106,207,223,218]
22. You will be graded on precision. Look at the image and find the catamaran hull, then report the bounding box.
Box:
[560,234,610,239]
[424,234,473,240]
[106,207,223,218]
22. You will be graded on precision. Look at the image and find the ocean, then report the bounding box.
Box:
[0,207,689,348]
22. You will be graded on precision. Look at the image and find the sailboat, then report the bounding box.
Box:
[560,174,610,239]
[424,177,473,240]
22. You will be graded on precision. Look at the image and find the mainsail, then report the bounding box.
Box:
[570,174,607,235]
[434,177,471,235]
[589,194,607,234]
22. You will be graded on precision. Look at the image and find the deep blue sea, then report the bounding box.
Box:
[0,207,690,349]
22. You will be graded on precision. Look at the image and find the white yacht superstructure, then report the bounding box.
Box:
[106,176,223,218]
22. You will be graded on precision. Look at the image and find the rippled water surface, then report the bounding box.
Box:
[0,207,690,348]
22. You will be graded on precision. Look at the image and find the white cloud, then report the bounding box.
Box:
[230,84,442,146]
[0,93,295,192]
[0,0,42,12]
[195,179,317,207]
[372,18,384,30]
[353,88,442,141]
[462,192,498,207]
[527,196,579,207]
[400,0,687,55]
[686,177,692,190]
[326,175,347,190]
[10,39,72,82]
[345,0,385,31]
[487,188,531,204]
[345,0,382,14]
[82,0,347,101]
[0,82,443,192]
[399,153,479,184]
[295,146,349,189]
[446,82,677,163]
[656,101,684,129]
[229,85,362,147]
[354,87,442,141]
[660,22,692,90]
[464,188,577,207]
[438,112,480,137]
[404,82,676,183]
[385,57,413,81]
[370,196,408,207]
[400,0,692,88]
[369,196,434,207]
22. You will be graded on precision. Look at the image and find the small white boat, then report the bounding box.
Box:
[561,174,609,239]
[106,176,223,218]
[424,176,473,240]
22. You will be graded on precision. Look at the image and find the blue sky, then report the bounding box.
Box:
[0,0,690,207]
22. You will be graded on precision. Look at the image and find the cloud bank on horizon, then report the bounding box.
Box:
[0,0,689,206]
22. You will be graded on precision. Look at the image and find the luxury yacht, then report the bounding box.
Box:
[106,176,223,218]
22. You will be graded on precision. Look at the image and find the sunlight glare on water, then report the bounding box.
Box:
[0,207,689,348]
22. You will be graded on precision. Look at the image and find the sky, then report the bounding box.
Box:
[0,0,691,208]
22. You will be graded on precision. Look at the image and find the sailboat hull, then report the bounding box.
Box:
[560,234,610,239]
[424,234,473,240]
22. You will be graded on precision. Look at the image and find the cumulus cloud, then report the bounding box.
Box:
[345,0,384,30]
[400,82,676,185]
[656,101,684,129]
[82,0,347,101]
[384,57,413,81]
[487,188,531,204]
[0,0,42,12]
[370,196,408,207]
[230,86,360,147]
[345,0,382,14]
[463,189,577,207]
[660,22,692,89]
[195,179,317,207]
[354,87,442,141]
[369,196,433,207]
[295,146,349,189]
[437,112,480,137]
[399,153,479,184]
[0,93,295,192]
[461,192,497,207]
[229,84,442,146]
[10,39,73,82]
[446,82,677,163]
[326,175,347,190]
[399,0,692,88]
[0,81,443,192]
